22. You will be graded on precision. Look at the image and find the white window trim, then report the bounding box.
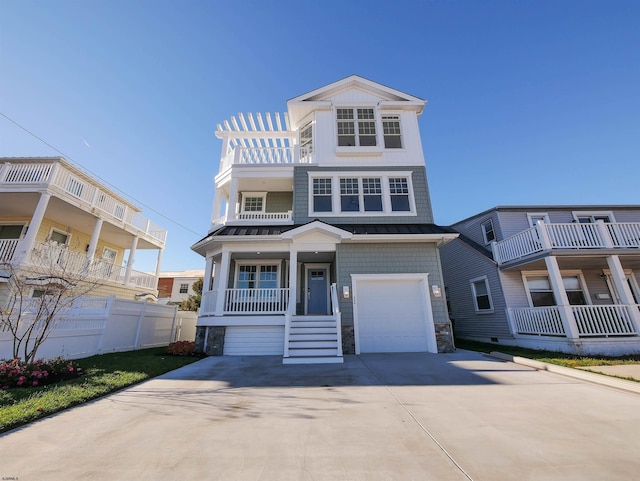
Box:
[526,212,550,227]
[102,247,118,261]
[469,275,494,313]
[571,210,616,223]
[234,260,281,289]
[481,219,495,245]
[308,171,416,217]
[48,227,70,245]
[521,270,591,307]
[381,113,405,150]
[241,192,267,213]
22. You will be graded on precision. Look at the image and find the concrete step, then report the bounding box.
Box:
[289,327,337,335]
[288,348,340,357]
[289,333,338,341]
[288,340,337,349]
[290,321,336,328]
[291,315,334,321]
[283,356,344,365]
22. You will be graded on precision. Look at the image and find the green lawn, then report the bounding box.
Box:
[0,348,201,434]
[455,339,640,368]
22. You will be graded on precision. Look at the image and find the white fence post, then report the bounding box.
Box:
[133,300,148,350]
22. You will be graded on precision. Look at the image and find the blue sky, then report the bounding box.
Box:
[1,1,639,272]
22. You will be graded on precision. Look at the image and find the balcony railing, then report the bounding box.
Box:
[219,146,314,172]
[23,242,155,290]
[493,222,640,264]
[0,239,19,262]
[235,211,292,222]
[0,161,167,246]
[508,305,639,338]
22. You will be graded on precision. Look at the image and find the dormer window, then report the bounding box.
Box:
[481,220,495,244]
[337,108,377,146]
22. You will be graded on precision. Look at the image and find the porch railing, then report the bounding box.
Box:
[219,146,314,172]
[223,288,290,313]
[330,283,343,357]
[236,211,292,222]
[572,305,637,337]
[0,239,19,261]
[508,305,639,337]
[508,307,566,336]
[494,222,640,264]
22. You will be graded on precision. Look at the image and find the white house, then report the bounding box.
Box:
[158,269,205,305]
[191,76,458,363]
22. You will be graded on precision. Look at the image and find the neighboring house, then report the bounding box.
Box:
[158,269,205,305]
[440,206,640,356]
[191,75,458,363]
[0,157,167,302]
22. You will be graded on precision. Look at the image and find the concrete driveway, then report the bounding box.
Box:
[1,350,639,481]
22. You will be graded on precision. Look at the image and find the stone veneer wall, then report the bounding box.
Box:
[195,326,225,356]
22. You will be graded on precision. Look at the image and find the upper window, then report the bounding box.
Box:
[309,173,415,216]
[337,108,377,146]
[527,213,550,227]
[382,115,402,148]
[573,211,615,223]
[0,224,25,240]
[179,283,189,294]
[300,122,313,158]
[241,193,266,213]
[470,276,493,312]
[49,229,69,245]
[481,220,495,244]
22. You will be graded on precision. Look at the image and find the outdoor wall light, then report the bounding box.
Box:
[431,285,442,297]
[343,286,350,299]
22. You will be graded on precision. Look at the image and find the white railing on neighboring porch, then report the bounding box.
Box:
[223,288,290,313]
[572,305,637,336]
[508,305,639,337]
[494,222,640,264]
[509,307,566,336]
[0,239,19,261]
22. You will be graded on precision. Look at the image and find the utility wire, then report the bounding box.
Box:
[0,111,204,237]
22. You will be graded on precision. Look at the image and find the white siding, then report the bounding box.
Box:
[223,326,284,355]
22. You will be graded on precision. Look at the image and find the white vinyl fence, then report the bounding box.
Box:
[0,296,198,361]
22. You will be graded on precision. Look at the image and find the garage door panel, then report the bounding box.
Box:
[355,277,435,353]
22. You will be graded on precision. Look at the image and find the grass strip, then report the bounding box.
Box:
[0,347,201,434]
[456,339,640,368]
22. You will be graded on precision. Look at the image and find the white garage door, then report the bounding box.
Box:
[353,275,437,353]
[223,326,284,356]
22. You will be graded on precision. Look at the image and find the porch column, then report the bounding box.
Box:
[203,255,214,291]
[214,250,231,315]
[16,192,51,263]
[606,255,640,332]
[544,256,580,339]
[153,248,164,289]
[227,178,239,222]
[84,217,103,274]
[211,189,224,225]
[289,248,298,314]
[124,235,139,285]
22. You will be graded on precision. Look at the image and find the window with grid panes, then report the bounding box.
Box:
[243,197,264,212]
[313,178,332,212]
[179,283,189,294]
[389,178,410,211]
[340,178,360,212]
[382,115,402,148]
[362,178,383,211]
[336,108,377,146]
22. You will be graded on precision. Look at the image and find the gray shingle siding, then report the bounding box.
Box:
[293,165,434,224]
[440,239,512,339]
[265,192,293,213]
[335,242,448,326]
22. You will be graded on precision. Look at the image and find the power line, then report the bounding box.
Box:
[0,111,204,237]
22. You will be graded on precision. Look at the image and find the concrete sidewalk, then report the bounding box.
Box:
[1,350,640,481]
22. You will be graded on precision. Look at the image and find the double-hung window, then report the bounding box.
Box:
[362,178,383,211]
[179,283,189,294]
[481,220,495,244]
[470,276,493,312]
[389,178,410,212]
[340,178,360,212]
[313,178,333,212]
[237,264,279,291]
[337,108,377,146]
[382,115,402,148]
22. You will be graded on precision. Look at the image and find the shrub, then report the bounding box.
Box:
[166,341,197,356]
[0,357,83,390]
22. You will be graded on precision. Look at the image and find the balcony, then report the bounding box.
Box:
[219,146,313,173]
[0,161,167,246]
[0,241,155,290]
[200,288,290,315]
[493,222,640,265]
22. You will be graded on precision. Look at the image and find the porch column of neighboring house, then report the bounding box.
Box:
[124,235,139,285]
[15,192,51,263]
[85,217,103,265]
[214,250,231,315]
[153,248,164,289]
[606,255,640,333]
[289,248,298,313]
[544,256,581,339]
[227,178,239,222]
[203,255,215,291]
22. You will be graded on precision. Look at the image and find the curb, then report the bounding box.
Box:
[488,351,640,395]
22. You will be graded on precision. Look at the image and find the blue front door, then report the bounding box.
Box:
[307,268,328,314]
